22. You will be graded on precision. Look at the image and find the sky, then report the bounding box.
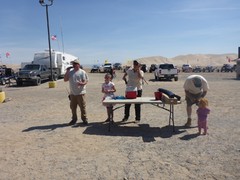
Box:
[0,0,240,66]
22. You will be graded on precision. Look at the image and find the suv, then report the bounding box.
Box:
[182,64,192,72]
[141,64,148,73]
[221,64,233,72]
[113,63,122,70]
[90,65,100,73]
[202,65,215,72]
[192,66,202,72]
[149,64,157,73]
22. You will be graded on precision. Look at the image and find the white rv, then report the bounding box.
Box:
[32,50,78,77]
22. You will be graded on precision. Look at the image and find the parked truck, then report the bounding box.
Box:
[32,50,78,78]
[154,63,178,81]
[16,64,57,86]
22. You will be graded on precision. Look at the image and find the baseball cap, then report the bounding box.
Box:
[71,59,80,64]
[133,60,139,65]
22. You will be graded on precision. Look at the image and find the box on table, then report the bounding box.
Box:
[161,93,178,104]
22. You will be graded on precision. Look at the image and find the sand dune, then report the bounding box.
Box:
[124,53,238,67]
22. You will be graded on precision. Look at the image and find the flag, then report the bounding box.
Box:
[6,52,10,58]
[51,35,57,41]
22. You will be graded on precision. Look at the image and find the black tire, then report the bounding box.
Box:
[174,77,178,81]
[34,77,41,86]
[53,74,58,81]
[16,80,23,86]
[1,79,5,85]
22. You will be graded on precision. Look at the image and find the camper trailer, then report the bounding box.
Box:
[32,50,78,77]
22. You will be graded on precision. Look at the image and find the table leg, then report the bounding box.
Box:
[172,105,175,132]
[169,104,175,132]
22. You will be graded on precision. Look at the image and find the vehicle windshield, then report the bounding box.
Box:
[159,64,174,69]
[104,63,112,66]
[23,64,40,70]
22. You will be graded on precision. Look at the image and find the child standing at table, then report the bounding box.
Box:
[102,73,116,122]
[196,98,210,135]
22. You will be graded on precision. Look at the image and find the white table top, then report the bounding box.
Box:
[103,97,181,105]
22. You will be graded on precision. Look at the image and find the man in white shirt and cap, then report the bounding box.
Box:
[64,59,89,126]
[183,75,209,127]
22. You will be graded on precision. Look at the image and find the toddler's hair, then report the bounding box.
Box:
[198,98,208,108]
[105,73,112,79]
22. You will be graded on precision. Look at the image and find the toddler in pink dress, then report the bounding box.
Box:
[196,98,210,135]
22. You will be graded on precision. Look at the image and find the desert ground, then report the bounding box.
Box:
[0,69,239,179]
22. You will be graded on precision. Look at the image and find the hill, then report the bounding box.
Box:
[123,53,238,67]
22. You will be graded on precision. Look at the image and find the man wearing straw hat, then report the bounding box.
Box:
[64,59,89,126]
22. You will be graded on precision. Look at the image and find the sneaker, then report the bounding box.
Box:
[109,118,114,123]
[135,119,140,123]
[105,118,110,122]
[82,119,89,125]
[185,118,192,127]
[121,117,128,122]
[68,119,77,126]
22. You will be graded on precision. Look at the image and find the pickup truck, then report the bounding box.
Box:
[16,64,57,86]
[154,63,178,81]
[102,63,112,73]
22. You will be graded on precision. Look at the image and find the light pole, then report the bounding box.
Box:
[39,0,54,81]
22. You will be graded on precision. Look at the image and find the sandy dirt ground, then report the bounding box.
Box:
[0,70,239,180]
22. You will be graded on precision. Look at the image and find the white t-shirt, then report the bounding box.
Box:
[102,81,115,98]
[183,75,209,94]
[126,68,144,90]
[69,69,88,95]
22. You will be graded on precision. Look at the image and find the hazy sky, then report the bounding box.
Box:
[0,0,240,65]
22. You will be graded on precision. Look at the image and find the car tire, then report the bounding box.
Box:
[0,79,5,85]
[16,80,23,86]
[53,74,58,81]
[34,77,41,86]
